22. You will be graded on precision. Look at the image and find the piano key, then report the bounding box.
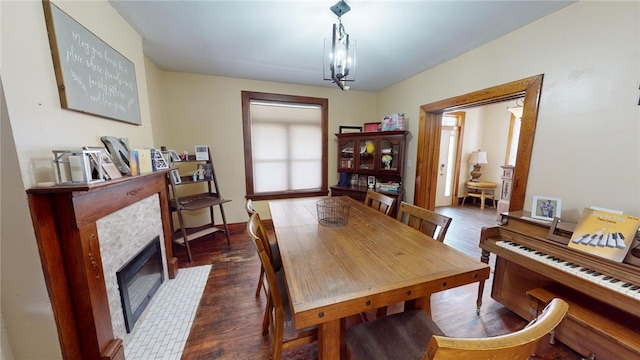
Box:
[573,233,590,244]
[495,240,639,299]
[582,234,597,245]
[616,232,626,249]
[607,233,617,247]
[588,235,601,247]
[597,233,608,247]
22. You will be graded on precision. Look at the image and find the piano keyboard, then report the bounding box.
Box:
[496,240,640,300]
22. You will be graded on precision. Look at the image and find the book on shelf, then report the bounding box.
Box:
[379,182,400,192]
[568,208,640,263]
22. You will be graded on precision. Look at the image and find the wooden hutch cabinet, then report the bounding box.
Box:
[330,130,408,216]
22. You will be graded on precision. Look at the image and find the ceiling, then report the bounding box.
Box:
[108,0,575,92]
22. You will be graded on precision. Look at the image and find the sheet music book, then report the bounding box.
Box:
[568,208,640,262]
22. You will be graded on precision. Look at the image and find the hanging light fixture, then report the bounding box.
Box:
[324,1,356,90]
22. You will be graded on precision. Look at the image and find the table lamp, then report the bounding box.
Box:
[468,150,488,182]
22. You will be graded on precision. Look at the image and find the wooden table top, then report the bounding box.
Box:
[269,196,490,329]
[466,181,497,189]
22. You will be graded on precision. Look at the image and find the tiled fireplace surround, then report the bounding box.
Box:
[27,171,177,360]
[96,194,167,342]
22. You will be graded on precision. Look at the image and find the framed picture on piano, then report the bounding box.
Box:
[531,196,562,221]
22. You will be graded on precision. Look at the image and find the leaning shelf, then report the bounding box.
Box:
[166,148,231,262]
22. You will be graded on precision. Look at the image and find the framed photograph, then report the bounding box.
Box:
[170,169,182,185]
[83,146,122,180]
[531,196,562,221]
[152,149,169,170]
[167,149,181,162]
[195,145,209,161]
[339,125,363,134]
[364,122,381,132]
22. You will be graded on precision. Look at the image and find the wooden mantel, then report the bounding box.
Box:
[27,171,176,360]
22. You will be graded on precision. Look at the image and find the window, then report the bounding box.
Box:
[242,91,328,200]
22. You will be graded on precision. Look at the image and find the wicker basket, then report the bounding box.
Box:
[316,198,350,227]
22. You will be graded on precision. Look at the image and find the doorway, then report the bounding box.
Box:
[435,112,464,207]
[414,74,543,211]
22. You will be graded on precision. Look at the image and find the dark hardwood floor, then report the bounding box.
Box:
[177,203,581,359]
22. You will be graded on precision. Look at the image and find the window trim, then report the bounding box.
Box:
[241,91,329,201]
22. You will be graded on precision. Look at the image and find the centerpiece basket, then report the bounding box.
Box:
[316,198,350,227]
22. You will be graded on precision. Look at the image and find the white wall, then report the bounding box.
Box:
[377,1,640,217]
[157,72,378,220]
[1,1,154,358]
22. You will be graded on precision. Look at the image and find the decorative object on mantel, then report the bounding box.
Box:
[468,149,488,182]
[83,146,122,180]
[42,1,141,125]
[101,136,132,175]
[323,0,356,91]
[52,149,105,184]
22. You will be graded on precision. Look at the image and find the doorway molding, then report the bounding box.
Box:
[414,74,543,211]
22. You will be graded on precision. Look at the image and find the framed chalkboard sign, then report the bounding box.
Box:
[43,1,141,125]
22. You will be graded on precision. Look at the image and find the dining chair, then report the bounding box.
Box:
[245,199,282,297]
[346,298,568,360]
[245,198,267,297]
[364,190,396,216]
[246,212,318,359]
[396,201,452,242]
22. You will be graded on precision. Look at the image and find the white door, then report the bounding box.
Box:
[435,126,458,207]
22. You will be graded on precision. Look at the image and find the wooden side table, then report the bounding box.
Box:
[463,181,497,210]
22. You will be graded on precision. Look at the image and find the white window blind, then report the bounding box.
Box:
[249,101,322,193]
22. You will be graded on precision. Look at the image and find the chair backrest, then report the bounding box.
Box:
[364,190,396,216]
[246,212,276,272]
[396,201,452,242]
[245,198,256,217]
[247,212,316,359]
[425,298,569,360]
[246,212,287,356]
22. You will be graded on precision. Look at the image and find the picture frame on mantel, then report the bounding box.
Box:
[43,1,142,125]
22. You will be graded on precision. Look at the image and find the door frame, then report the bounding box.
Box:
[414,74,543,211]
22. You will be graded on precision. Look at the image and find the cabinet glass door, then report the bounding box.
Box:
[380,137,401,172]
[357,138,376,171]
[338,138,355,171]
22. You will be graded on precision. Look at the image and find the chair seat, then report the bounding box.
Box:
[346,310,444,360]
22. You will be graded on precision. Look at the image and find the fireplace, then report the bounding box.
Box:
[28,171,176,359]
[117,236,164,333]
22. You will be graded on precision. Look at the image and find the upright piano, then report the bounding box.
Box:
[478,211,640,359]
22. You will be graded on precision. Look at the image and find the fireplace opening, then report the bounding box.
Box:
[117,236,164,333]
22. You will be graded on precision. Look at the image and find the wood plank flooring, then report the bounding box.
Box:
[177,204,581,359]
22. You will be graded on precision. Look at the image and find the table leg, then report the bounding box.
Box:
[480,190,485,210]
[413,296,432,317]
[318,319,341,360]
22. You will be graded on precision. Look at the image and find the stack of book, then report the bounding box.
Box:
[379,182,400,192]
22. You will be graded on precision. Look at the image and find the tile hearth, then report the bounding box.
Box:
[124,265,210,360]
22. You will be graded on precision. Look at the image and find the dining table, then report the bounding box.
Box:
[268,196,490,360]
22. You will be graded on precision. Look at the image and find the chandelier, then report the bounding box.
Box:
[324,1,356,90]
